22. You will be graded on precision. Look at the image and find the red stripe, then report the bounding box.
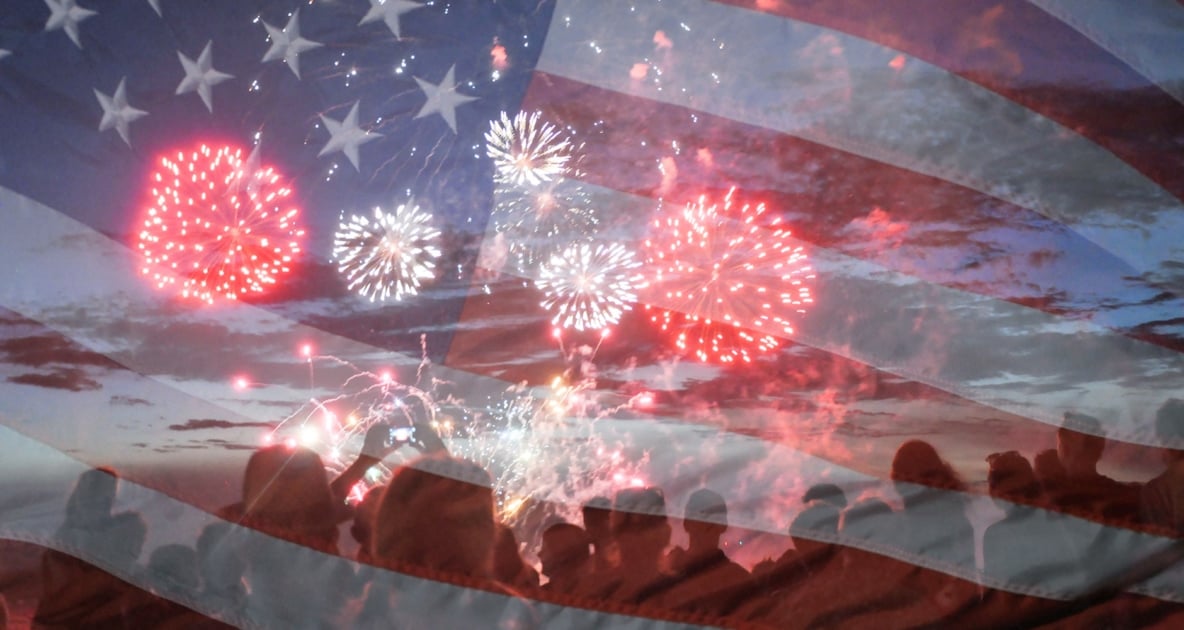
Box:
[519,72,1184,352]
[712,0,1184,204]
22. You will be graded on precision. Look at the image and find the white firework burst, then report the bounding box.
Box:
[334,202,441,302]
[485,111,573,186]
[536,242,645,332]
[492,176,599,273]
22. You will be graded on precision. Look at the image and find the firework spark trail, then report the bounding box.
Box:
[644,187,815,363]
[261,341,650,519]
[536,242,645,332]
[136,143,305,304]
[334,201,442,301]
[486,110,574,186]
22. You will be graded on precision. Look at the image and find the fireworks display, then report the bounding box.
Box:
[264,343,647,524]
[644,188,814,363]
[485,110,574,186]
[136,143,304,304]
[333,202,442,302]
[536,242,645,332]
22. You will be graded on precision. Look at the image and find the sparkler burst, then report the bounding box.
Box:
[136,143,304,304]
[536,242,645,332]
[485,110,573,186]
[644,188,814,363]
[333,202,442,302]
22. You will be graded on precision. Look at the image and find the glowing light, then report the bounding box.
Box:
[334,202,441,302]
[485,111,572,186]
[644,188,814,363]
[136,143,305,304]
[232,376,250,391]
[536,242,644,332]
[301,344,313,358]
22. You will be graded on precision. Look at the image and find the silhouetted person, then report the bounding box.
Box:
[581,496,617,572]
[888,439,975,567]
[124,544,233,629]
[370,454,496,578]
[195,522,246,621]
[581,487,672,606]
[884,440,980,624]
[1044,412,1140,524]
[494,524,540,590]
[230,442,367,628]
[363,456,537,628]
[660,489,750,617]
[33,468,147,630]
[539,523,591,595]
[802,483,848,511]
[1142,399,1184,536]
[982,451,1087,593]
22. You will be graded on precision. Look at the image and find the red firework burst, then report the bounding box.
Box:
[136,143,305,304]
[643,188,814,363]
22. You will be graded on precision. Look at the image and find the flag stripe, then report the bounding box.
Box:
[708,0,1184,203]
[520,70,1184,353]
[1027,0,1184,106]
[469,174,1184,450]
[538,0,1184,289]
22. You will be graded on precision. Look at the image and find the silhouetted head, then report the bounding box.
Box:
[1156,399,1184,463]
[891,440,965,499]
[1058,412,1106,474]
[371,455,495,578]
[986,451,1040,510]
[65,467,118,528]
[148,544,200,596]
[106,511,148,573]
[582,496,613,546]
[789,502,839,557]
[611,487,670,570]
[196,522,246,597]
[838,497,894,541]
[539,522,591,582]
[241,445,338,548]
[802,483,848,510]
[683,488,729,549]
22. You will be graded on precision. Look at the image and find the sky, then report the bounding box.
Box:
[1,0,1183,555]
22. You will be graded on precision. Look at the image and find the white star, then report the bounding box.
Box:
[318,101,382,171]
[146,0,161,16]
[176,41,233,112]
[359,0,423,39]
[261,9,322,79]
[94,78,147,146]
[44,0,97,49]
[413,65,477,134]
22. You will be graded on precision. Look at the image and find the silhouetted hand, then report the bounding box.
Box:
[359,422,400,461]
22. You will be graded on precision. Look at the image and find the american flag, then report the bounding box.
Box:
[1,0,1183,627]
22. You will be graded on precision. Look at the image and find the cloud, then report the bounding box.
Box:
[8,368,101,392]
[110,395,151,406]
[0,334,125,370]
[168,418,276,432]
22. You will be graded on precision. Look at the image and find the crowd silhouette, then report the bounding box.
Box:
[18,399,1184,628]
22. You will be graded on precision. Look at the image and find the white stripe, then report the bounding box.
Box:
[1030,0,1184,106]
[540,0,1184,290]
